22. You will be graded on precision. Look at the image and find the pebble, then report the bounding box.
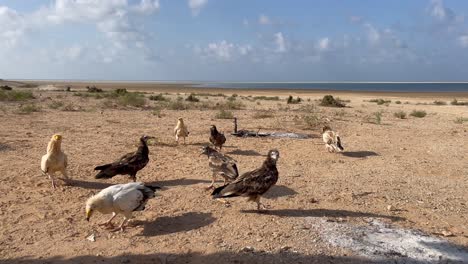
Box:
[241,246,254,252]
[86,233,96,242]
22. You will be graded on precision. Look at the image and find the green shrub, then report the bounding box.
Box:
[0,90,35,101]
[393,111,406,119]
[454,117,468,124]
[48,101,64,109]
[185,94,200,102]
[215,109,234,119]
[320,95,345,107]
[18,104,41,114]
[433,100,447,105]
[410,110,427,118]
[395,100,401,104]
[117,93,146,107]
[451,99,468,106]
[253,96,280,101]
[86,86,103,93]
[0,85,12,91]
[114,88,128,95]
[167,100,189,110]
[149,93,168,101]
[227,96,236,102]
[287,95,302,104]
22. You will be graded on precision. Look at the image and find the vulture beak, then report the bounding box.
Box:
[85,208,91,221]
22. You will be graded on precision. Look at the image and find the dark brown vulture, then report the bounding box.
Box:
[209,125,226,150]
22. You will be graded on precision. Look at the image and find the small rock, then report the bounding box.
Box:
[86,233,96,242]
[309,198,318,203]
[281,246,292,251]
[387,205,395,211]
[256,238,262,242]
[241,246,254,252]
[441,230,454,237]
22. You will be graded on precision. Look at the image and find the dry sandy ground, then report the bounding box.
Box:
[0,81,467,263]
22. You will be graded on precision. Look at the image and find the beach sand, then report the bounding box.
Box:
[0,80,467,263]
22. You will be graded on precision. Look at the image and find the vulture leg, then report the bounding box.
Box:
[60,169,71,185]
[99,212,116,227]
[111,217,128,232]
[206,173,216,189]
[183,137,186,145]
[130,173,137,182]
[255,196,267,211]
[175,135,179,144]
[47,173,57,189]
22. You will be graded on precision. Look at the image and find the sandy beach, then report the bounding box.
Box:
[0,80,467,263]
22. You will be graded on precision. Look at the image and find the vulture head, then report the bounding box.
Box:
[200,145,216,156]
[267,149,280,164]
[140,135,156,143]
[322,125,332,133]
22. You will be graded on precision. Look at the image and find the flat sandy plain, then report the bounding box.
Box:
[0,80,467,263]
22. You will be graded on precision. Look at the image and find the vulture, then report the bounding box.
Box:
[174,118,189,144]
[95,135,155,182]
[209,125,226,150]
[322,126,344,153]
[212,149,279,210]
[41,134,69,189]
[200,145,239,189]
[85,182,160,232]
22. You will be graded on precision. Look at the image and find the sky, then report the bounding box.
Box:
[1,0,468,81]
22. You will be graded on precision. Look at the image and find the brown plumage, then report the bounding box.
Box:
[209,125,226,150]
[201,146,239,189]
[95,135,155,182]
[322,126,344,153]
[40,134,69,189]
[212,149,279,210]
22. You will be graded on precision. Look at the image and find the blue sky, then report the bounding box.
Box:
[1,0,468,81]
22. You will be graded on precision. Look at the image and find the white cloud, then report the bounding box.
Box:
[205,40,235,61]
[274,32,286,53]
[364,23,380,45]
[134,0,160,14]
[0,6,26,49]
[238,45,252,55]
[317,37,330,51]
[429,0,453,21]
[259,14,271,25]
[458,35,468,47]
[349,16,363,24]
[188,0,208,16]
[243,18,249,26]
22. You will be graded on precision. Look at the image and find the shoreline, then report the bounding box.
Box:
[5,79,468,98]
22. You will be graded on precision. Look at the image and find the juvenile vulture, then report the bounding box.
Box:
[322,126,344,153]
[85,182,160,232]
[212,149,279,210]
[41,134,69,189]
[95,135,155,182]
[209,125,226,150]
[201,145,239,189]
[174,118,189,144]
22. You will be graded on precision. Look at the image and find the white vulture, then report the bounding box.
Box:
[322,126,344,153]
[85,182,160,232]
[174,117,189,144]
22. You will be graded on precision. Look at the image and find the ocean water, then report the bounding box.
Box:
[193,82,468,92]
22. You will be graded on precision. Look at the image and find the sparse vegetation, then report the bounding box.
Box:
[17,104,41,114]
[86,86,103,93]
[365,110,384,124]
[410,110,427,118]
[433,100,447,105]
[215,109,234,119]
[149,93,169,101]
[193,93,225,97]
[0,85,12,90]
[320,95,345,107]
[393,111,407,119]
[117,93,146,107]
[451,99,468,106]
[114,88,128,95]
[395,100,401,104]
[287,95,302,104]
[252,110,274,119]
[454,117,468,124]
[0,90,35,101]
[185,94,200,102]
[369,98,391,105]
[48,101,64,109]
[62,103,81,111]
[253,96,280,101]
[294,113,321,129]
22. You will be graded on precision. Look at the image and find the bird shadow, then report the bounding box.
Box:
[341,151,379,158]
[147,178,211,187]
[241,208,404,221]
[263,185,298,199]
[67,179,113,190]
[138,212,216,237]
[226,149,263,157]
